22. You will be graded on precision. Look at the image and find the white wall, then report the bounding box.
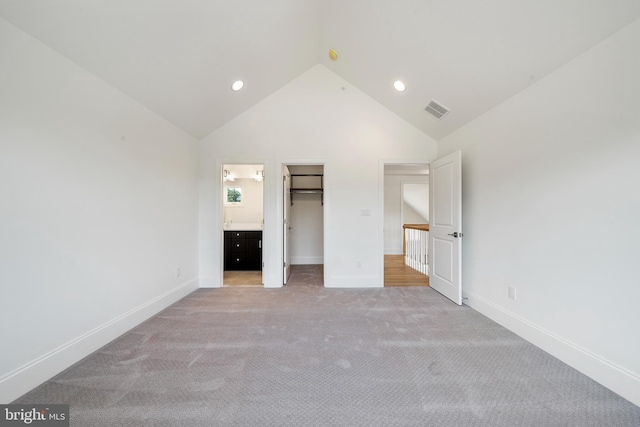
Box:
[223,178,264,224]
[403,201,427,224]
[384,174,429,255]
[289,165,323,264]
[403,183,429,224]
[438,20,640,406]
[0,18,199,403]
[199,65,437,288]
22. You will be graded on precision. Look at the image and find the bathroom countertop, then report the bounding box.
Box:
[223,223,262,231]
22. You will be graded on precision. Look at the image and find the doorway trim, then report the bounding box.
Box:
[378,160,430,286]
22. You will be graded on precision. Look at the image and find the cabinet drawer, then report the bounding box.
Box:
[231,239,246,253]
[225,231,245,239]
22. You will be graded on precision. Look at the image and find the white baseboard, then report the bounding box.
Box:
[291,256,323,265]
[198,275,221,288]
[464,290,640,407]
[0,277,199,403]
[326,275,382,288]
[384,249,404,255]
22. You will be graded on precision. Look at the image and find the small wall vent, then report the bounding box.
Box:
[424,100,450,119]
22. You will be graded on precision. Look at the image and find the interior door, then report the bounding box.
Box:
[283,165,292,284]
[429,150,462,305]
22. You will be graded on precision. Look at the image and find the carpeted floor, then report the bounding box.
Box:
[14,266,640,426]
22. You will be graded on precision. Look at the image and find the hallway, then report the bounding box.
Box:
[384,255,429,287]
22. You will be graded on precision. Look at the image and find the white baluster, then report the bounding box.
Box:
[404,227,429,276]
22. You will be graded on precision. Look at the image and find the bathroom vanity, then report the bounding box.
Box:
[224,229,262,271]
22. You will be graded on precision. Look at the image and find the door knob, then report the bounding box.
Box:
[448,232,463,238]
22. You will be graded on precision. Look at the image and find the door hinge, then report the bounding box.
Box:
[283,262,287,267]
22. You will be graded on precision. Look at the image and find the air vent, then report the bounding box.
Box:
[424,100,450,119]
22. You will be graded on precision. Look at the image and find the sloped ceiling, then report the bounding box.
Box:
[1,0,639,140]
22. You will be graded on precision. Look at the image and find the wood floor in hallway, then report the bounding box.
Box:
[384,255,429,287]
[224,259,427,287]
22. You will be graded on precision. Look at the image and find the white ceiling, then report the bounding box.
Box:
[1,0,639,140]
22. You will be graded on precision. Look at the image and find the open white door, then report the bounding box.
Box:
[283,166,292,284]
[429,150,462,305]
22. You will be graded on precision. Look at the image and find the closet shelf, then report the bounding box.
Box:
[291,189,322,193]
[290,174,323,205]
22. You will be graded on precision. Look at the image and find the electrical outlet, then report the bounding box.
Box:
[175,267,181,278]
[508,286,516,300]
[360,209,371,216]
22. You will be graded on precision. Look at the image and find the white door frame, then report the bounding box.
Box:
[283,165,292,284]
[277,160,327,287]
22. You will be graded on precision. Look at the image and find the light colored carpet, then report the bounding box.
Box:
[14,266,640,426]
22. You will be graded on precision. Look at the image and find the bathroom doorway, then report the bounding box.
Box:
[222,164,264,286]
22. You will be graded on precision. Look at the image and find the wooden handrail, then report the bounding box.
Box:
[403,224,429,232]
[402,224,429,255]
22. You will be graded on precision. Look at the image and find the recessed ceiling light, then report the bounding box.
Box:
[231,80,244,91]
[393,80,406,92]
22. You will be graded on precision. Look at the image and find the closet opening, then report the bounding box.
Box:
[283,164,325,286]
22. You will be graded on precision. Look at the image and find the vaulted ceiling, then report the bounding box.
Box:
[1,1,639,140]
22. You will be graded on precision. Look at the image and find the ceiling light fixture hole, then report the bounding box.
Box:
[231,80,244,91]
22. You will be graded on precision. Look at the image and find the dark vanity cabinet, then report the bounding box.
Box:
[224,231,262,271]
